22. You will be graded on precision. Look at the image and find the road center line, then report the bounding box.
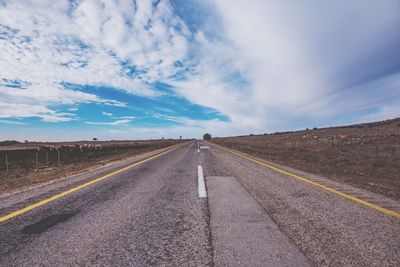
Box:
[0,144,184,223]
[197,165,207,198]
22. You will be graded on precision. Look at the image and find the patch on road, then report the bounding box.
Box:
[199,146,210,150]
[22,212,76,234]
[207,176,310,266]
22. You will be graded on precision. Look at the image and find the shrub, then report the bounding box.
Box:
[203,133,212,140]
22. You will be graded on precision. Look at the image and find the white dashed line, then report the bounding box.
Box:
[197,165,207,198]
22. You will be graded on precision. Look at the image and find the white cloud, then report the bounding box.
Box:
[0,119,27,125]
[85,119,132,126]
[0,0,190,120]
[1,0,399,137]
[359,106,400,123]
[95,121,236,140]
[119,116,135,119]
[102,112,113,116]
[210,0,400,100]
[171,0,400,134]
[0,102,75,122]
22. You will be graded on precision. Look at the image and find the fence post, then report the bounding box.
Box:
[46,151,49,166]
[36,151,39,170]
[5,154,8,173]
[58,149,60,166]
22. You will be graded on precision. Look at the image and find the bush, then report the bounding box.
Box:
[0,140,20,146]
[203,133,212,140]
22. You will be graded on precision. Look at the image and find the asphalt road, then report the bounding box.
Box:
[0,141,399,266]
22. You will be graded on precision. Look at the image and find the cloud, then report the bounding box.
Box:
[1,0,399,138]
[93,120,238,140]
[0,119,27,125]
[359,106,400,123]
[0,0,190,121]
[0,102,75,122]
[85,119,132,126]
[119,116,135,119]
[170,0,400,133]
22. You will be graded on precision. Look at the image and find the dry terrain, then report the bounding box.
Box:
[0,139,186,194]
[211,118,400,200]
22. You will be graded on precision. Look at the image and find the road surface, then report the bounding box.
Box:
[0,141,399,266]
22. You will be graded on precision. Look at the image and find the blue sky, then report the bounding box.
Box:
[0,0,400,141]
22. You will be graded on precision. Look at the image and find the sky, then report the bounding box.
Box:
[0,0,400,141]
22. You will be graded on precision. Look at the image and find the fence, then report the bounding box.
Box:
[0,142,170,174]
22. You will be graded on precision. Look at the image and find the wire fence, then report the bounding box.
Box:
[0,142,174,174]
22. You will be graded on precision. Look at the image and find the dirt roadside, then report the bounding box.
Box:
[211,118,400,200]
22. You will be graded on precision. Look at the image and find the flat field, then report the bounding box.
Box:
[211,118,400,200]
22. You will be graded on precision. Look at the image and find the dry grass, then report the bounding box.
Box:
[212,118,400,200]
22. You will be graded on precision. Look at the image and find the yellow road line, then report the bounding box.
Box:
[212,143,400,220]
[0,144,184,223]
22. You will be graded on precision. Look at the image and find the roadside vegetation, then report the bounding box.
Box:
[203,133,212,140]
